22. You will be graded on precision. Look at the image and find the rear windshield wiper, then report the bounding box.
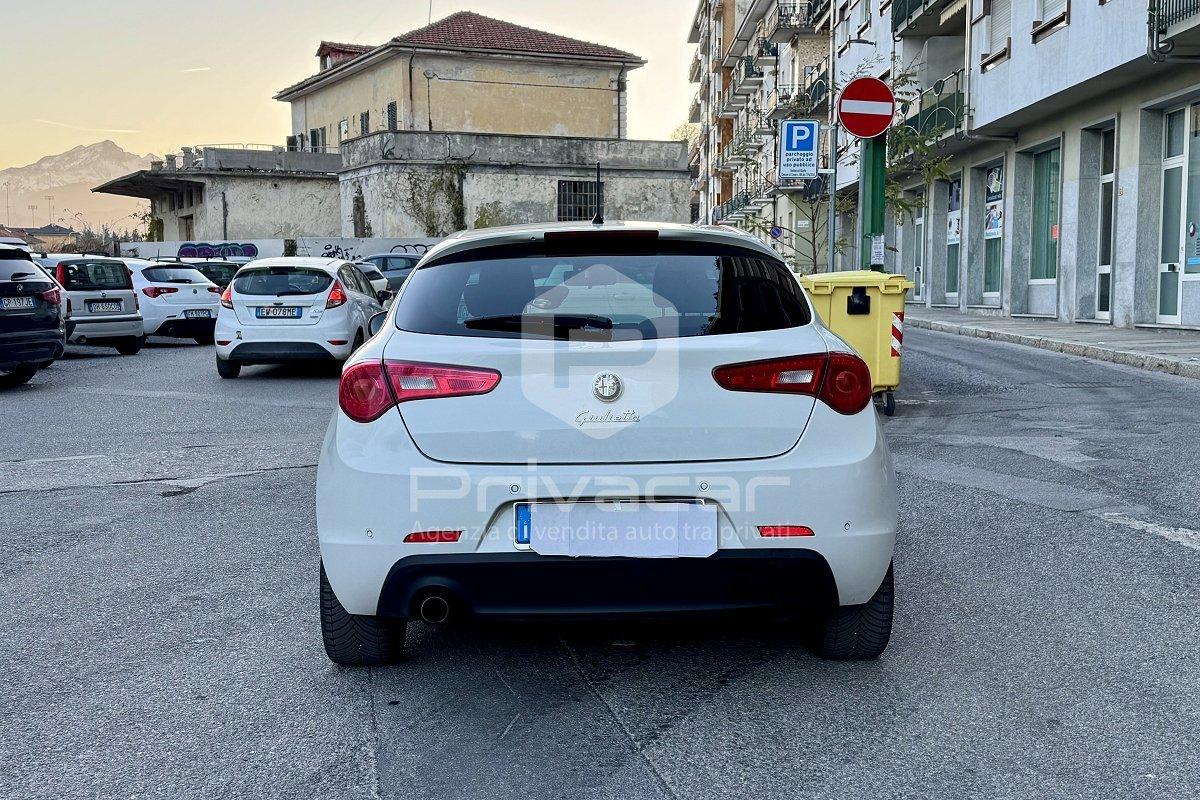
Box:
[464,314,614,333]
[274,289,318,296]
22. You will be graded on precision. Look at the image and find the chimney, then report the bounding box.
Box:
[181,147,194,168]
[165,154,178,172]
[150,160,164,172]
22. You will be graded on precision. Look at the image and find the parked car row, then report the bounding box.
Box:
[0,247,397,387]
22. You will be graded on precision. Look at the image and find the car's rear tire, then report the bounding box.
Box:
[320,562,406,666]
[0,364,38,387]
[216,357,241,379]
[816,563,893,660]
[194,332,215,345]
[115,337,142,356]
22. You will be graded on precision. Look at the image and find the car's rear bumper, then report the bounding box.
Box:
[69,315,143,342]
[318,402,898,615]
[375,550,837,620]
[222,341,340,363]
[0,329,65,369]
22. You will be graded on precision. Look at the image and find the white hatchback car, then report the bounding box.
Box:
[214,257,386,378]
[316,222,898,665]
[125,260,220,344]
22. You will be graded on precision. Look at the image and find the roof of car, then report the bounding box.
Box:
[238,257,349,273]
[420,221,780,265]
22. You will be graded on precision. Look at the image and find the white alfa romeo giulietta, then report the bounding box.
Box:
[316,222,898,664]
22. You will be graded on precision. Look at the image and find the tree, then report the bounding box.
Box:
[671,122,701,154]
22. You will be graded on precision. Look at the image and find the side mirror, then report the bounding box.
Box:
[376,289,393,304]
[368,311,387,337]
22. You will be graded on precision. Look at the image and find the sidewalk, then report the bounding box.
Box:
[904,306,1200,380]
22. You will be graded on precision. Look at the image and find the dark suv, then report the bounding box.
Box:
[0,248,66,387]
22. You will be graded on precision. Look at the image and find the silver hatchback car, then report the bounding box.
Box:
[38,255,145,355]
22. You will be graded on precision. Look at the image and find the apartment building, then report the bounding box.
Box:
[829,0,1200,329]
[687,0,835,272]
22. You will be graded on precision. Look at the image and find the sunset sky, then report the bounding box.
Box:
[0,0,695,170]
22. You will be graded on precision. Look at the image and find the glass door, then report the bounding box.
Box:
[1159,108,1185,324]
[946,177,961,298]
[1096,128,1115,321]
[1031,147,1061,282]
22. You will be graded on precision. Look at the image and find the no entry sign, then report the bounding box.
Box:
[838,77,895,139]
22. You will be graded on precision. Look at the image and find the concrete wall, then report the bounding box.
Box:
[336,130,690,237]
[152,174,340,241]
[287,51,625,145]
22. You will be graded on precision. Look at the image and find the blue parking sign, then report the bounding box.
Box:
[778,119,819,180]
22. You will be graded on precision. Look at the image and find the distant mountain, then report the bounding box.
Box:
[0,141,159,233]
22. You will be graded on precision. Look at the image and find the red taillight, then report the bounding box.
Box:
[220,285,233,309]
[758,525,815,537]
[40,287,60,305]
[339,361,395,423]
[713,352,872,415]
[403,530,462,543]
[326,281,347,308]
[384,361,501,404]
[142,286,179,299]
[820,352,873,415]
[338,360,502,423]
[208,286,221,294]
[54,265,67,285]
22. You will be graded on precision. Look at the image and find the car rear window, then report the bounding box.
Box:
[383,257,418,273]
[142,266,210,284]
[232,267,333,296]
[0,258,40,281]
[59,261,132,291]
[393,245,810,341]
[193,263,239,285]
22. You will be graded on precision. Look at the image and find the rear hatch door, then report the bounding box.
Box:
[230,265,331,326]
[58,260,136,319]
[383,238,824,465]
[0,262,57,334]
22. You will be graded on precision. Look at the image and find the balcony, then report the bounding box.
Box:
[892,0,968,37]
[768,1,828,43]
[900,69,966,141]
[688,91,702,123]
[718,84,747,117]
[688,54,703,83]
[732,56,764,95]
[1151,0,1200,58]
[768,62,829,120]
[753,38,779,67]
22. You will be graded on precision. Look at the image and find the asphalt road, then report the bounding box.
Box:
[1,332,1197,800]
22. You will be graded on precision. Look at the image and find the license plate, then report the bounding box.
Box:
[255,306,302,319]
[184,309,212,319]
[1,296,36,310]
[87,301,122,313]
[516,501,718,558]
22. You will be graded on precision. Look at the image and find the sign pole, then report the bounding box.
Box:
[859,133,887,272]
[836,76,895,273]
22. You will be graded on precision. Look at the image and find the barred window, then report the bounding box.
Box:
[556,180,603,222]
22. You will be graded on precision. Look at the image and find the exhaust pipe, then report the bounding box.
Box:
[418,593,451,624]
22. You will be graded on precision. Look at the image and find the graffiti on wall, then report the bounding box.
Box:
[316,242,433,261]
[177,242,260,259]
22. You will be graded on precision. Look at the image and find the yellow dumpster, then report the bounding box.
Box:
[799,271,914,416]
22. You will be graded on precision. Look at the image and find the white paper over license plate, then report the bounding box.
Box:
[521,501,718,558]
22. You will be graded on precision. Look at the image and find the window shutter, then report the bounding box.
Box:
[1040,0,1066,20]
[988,0,1010,54]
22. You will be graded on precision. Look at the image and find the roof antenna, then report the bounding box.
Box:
[591,161,604,226]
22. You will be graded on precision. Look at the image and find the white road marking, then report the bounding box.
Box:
[1098,513,1200,553]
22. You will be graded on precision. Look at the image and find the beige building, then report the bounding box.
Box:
[275,12,645,149]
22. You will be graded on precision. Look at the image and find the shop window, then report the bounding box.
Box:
[1031,148,1061,280]
[983,164,1004,296]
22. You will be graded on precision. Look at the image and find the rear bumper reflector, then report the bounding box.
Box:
[403,530,463,543]
[758,526,814,537]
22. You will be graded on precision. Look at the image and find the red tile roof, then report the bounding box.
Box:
[277,12,641,100]
[315,41,374,57]
[391,11,641,62]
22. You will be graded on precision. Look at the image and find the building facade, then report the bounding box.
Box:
[688,0,834,272]
[275,12,643,148]
[828,0,1200,329]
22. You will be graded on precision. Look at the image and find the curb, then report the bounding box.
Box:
[908,317,1200,381]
